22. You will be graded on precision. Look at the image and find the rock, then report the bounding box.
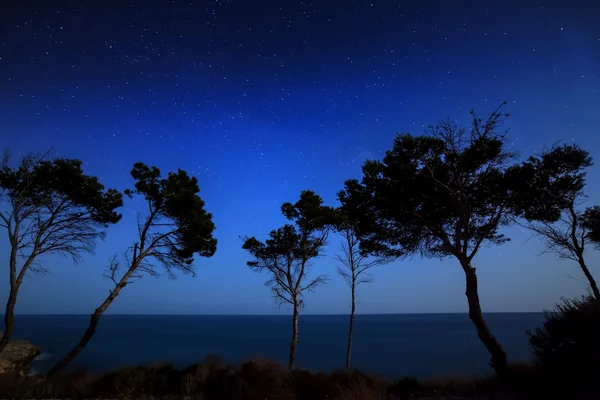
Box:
[0,339,41,374]
[0,359,11,374]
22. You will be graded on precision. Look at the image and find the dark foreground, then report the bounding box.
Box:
[0,356,596,400]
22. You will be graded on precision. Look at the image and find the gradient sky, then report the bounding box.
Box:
[1,0,599,315]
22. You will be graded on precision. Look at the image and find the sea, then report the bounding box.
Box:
[12,313,544,379]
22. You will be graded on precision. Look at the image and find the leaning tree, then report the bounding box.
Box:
[514,143,596,298]
[0,150,123,354]
[46,162,217,377]
[338,104,591,376]
[242,190,334,370]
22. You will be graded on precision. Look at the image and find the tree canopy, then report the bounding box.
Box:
[242,190,335,306]
[338,107,592,262]
[0,152,123,263]
[124,162,217,274]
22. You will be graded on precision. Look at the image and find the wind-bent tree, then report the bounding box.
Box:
[0,151,123,354]
[516,144,596,298]
[242,190,334,370]
[527,207,600,300]
[338,104,591,376]
[333,210,384,370]
[525,206,598,299]
[47,162,217,377]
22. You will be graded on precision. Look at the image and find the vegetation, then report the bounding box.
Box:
[46,162,217,377]
[0,357,551,400]
[528,295,600,397]
[337,105,591,376]
[582,206,600,244]
[333,209,386,370]
[0,105,598,399]
[518,142,598,299]
[0,151,123,354]
[524,205,600,299]
[242,190,335,369]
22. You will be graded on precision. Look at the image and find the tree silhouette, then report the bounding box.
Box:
[338,104,591,376]
[333,209,386,370]
[582,206,600,245]
[47,162,217,377]
[515,144,596,298]
[0,150,123,354]
[242,190,334,369]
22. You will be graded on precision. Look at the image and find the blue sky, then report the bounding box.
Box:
[1,0,599,314]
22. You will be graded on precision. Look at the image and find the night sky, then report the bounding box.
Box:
[1,0,600,315]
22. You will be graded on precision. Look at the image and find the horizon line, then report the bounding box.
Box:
[5,311,544,316]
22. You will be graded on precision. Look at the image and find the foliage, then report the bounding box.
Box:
[122,162,217,275]
[528,296,600,385]
[242,190,335,307]
[44,162,218,377]
[337,105,591,261]
[0,150,124,353]
[0,150,123,267]
[508,143,592,223]
[582,206,600,244]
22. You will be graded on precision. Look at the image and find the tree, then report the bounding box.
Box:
[46,162,217,377]
[242,190,334,370]
[519,143,597,298]
[525,206,599,300]
[338,104,591,376]
[333,210,384,370]
[0,150,123,354]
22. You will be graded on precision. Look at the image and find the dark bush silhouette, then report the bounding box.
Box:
[528,296,600,393]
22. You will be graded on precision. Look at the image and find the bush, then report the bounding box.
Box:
[528,295,600,387]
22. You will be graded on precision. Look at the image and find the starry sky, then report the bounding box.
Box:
[1,0,600,315]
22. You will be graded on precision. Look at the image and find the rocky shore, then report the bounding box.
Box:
[0,332,41,374]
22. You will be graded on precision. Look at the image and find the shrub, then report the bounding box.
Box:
[528,295,600,386]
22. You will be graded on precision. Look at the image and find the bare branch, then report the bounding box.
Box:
[298,274,328,296]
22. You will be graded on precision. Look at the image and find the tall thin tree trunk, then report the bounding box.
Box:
[578,257,600,300]
[0,285,19,354]
[462,262,507,377]
[289,301,299,370]
[345,284,356,370]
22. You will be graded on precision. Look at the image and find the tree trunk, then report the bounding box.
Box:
[345,285,356,370]
[289,301,299,370]
[46,311,102,377]
[0,242,21,355]
[47,279,129,377]
[461,261,508,377]
[0,285,19,354]
[578,257,600,300]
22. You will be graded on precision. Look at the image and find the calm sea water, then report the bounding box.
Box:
[12,313,544,379]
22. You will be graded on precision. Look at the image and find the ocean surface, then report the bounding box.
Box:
[12,313,544,379]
